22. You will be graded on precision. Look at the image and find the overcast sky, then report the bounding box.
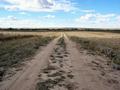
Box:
[0,0,120,28]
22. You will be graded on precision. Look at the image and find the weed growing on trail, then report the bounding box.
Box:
[70,36,120,67]
[36,36,77,90]
[57,37,66,49]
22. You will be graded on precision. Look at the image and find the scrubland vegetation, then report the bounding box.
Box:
[70,37,120,64]
[0,30,120,90]
[67,31,120,69]
[0,32,56,81]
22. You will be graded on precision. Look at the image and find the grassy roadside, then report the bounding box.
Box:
[0,33,34,41]
[0,35,55,81]
[70,36,120,68]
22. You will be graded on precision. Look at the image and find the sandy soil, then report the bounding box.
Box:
[0,33,120,90]
[0,35,61,90]
[64,34,120,90]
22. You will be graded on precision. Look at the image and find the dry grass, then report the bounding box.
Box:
[67,31,120,67]
[0,31,60,37]
[0,32,58,81]
[66,31,120,38]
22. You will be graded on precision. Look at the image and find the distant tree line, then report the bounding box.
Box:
[0,28,120,33]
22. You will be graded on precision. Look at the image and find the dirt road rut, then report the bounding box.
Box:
[0,36,61,90]
[0,34,120,90]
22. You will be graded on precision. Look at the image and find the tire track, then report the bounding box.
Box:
[36,35,77,90]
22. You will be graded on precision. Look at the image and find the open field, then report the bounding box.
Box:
[66,31,120,66]
[0,32,58,81]
[0,31,60,37]
[0,31,120,90]
[66,31,120,38]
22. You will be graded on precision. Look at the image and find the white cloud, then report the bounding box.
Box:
[1,0,76,12]
[44,15,55,18]
[0,16,42,28]
[80,9,95,13]
[75,13,120,28]
[116,16,120,22]
[95,14,115,23]
[76,13,116,23]
[0,13,120,28]
[76,13,94,21]
[70,9,95,15]
[8,16,17,20]
[19,12,27,15]
[0,15,17,21]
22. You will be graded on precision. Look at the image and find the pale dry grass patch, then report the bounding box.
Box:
[67,31,120,69]
[66,31,120,38]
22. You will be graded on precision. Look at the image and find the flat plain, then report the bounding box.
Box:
[0,30,120,90]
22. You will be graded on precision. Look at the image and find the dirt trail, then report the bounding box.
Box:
[0,33,120,90]
[36,35,76,90]
[64,34,120,90]
[36,34,120,90]
[0,35,62,90]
